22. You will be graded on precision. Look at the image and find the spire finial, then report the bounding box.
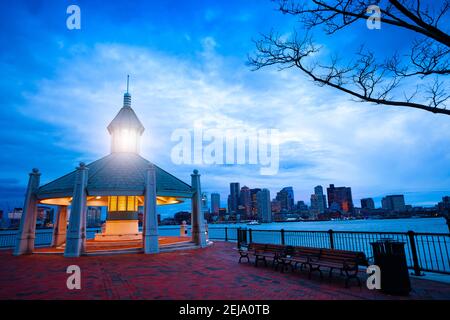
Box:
[123,75,131,108]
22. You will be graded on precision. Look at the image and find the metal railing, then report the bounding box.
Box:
[208,227,450,275]
[0,228,55,248]
[0,226,194,249]
[2,226,448,275]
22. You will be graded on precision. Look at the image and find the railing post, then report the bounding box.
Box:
[225,227,228,242]
[249,228,253,244]
[281,229,285,245]
[237,227,241,249]
[407,230,423,276]
[328,229,334,249]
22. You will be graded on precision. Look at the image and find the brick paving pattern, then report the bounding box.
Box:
[1,242,449,300]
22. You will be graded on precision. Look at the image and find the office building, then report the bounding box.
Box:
[229,182,240,214]
[211,193,220,215]
[250,188,261,217]
[239,186,252,217]
[276,186,295,212]
[361,198,375,210]
[310,185,327,214]
[327,184,354,213]
[257,189,272,223]
[381,195,406,212]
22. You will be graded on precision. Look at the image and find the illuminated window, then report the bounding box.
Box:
[108,196,138,212]
[109,196,117,211]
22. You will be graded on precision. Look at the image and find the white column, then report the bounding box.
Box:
[191,169,207,247]
[14,168,40,255]
[52,206,68,247]
[64,162,88,258]
[143,164,159,254]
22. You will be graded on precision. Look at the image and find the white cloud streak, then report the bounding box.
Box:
[19,40,450,206]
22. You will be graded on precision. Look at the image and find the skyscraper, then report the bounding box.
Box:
[229,182,240,214]
[310,185,327,214]
[211,193,220,215]
[250,188,262,218]
[271,200,281,213]
[239,186,252,218]
[381,195,406,212]
[361,198,375,210]
[276,186,295,212]
[297,201,308,211]
[327,184,354,213]
[257,189,272,223]
[282,187,295,210]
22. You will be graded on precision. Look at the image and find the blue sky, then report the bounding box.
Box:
[1,0,449,216]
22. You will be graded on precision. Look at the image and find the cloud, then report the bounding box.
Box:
[12,41,450,209]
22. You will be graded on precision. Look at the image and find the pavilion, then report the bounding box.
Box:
[13,79,207,257]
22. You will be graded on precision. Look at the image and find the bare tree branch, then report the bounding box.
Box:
[250,0,450,115]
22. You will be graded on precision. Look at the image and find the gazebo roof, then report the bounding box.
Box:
[107,101,145,135]
[36,153,193,199]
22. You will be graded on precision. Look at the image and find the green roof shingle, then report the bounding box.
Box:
[37,153,193,199]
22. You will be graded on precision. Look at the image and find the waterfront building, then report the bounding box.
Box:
[276,187,294,212]
[271,200,282,213]
[250,188,261,218]
[327,184,354,213]
[8,208,23,228]
[174,211,191,224]
[256,189,272,223]
[211,193,220,215]
[361,198,375,210]
[239,186,252,218]
[14,80,207,257]
[229,182,240,214]
[438,196,450,213]
[310,185,327,214]
[297,201,308,211]
[276,190,288,212]
[382,195,406,212]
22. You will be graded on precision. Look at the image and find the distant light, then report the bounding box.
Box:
[95,196,101,199]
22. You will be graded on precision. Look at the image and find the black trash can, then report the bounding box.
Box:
[237,228,248,248]
[370,239,411,295]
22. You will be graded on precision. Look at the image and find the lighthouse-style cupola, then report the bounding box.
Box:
[107,76,145,154]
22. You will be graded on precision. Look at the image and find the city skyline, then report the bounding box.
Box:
[209,182,447,216]
[1,1,450,214]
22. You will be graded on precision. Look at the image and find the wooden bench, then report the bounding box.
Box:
[238,243,265,263]
[253,244,286,268]
[238,243,285,268]
[307,248,369,287]
[278,246,321,272]
[239,243,368,288]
